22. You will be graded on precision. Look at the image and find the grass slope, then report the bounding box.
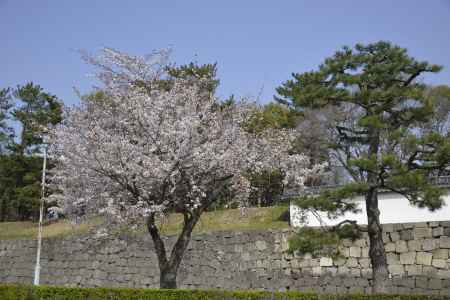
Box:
[0,206,289,240]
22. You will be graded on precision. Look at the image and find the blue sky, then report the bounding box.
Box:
[1,0,450,105]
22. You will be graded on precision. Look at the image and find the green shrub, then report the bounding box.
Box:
[0,284,448,300]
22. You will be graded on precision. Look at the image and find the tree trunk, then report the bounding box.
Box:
[365,126,389,293]
[366,188,389,293]
[147,211,200,289]
[160,267,177,289]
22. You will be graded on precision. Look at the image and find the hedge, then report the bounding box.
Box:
[0,284,449,300]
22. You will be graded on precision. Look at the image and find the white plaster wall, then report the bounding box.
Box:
[290,190,450,227]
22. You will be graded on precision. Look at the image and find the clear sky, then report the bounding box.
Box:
[1,0,450,105]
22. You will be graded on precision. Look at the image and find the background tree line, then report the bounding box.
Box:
[0,83,62,221]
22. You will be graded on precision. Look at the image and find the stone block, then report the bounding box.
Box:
[388,264,405,276]
[422,238,438,251]
[349,246,361,258]
[406,264,423,276]
[358,258,370,268]
[414,222,428,228]
[333,257,346,266]
[423,266,439,277]
[338,266,349,275]
[414,227,432,239]
[429,278,442,290]
[390,232,400,242]
[395,240,408,253]
[350,268,361,277]
[399,252,416,265]
[383,224,394,233]
[400,229,414,241]
[339,247,350,257]
[437,269,450,279]
[432,249,449,259]
[407,240,421,251]
[393,223,404,231]
[382,233,390,243]
[361,268,372,278]
[415,276,428,289]
[346,257,358,268]
[432,259,447,269]
[440,237,450,249]
[385,242,396,252]
[319,257,333,267]
[416,252,433,266]
[430,221,440,227]
[341,239,352,247]
[361,247,369,258]
[354,238,367,247]
[312,266,322,276]
[386,253,399,265]
[255,240,267,251]
[432,227,444,237]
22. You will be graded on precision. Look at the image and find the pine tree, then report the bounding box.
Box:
[276,41,450,293]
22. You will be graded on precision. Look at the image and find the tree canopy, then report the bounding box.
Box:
[276,41,450,293]
[49,48,321,288]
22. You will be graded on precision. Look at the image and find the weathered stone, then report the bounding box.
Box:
[312,266,322,276]
[395,240,408,253]
[430,221,440,227]
[417,252,433,266]
[386,253,400,265]
[349,246,361,258]
[255,240,267,251]
[407,240,421,251]
[338,266,349,275]
[414,227,433,239]
[382,233,390,243]
[399,252,416,265]
[385,242,396,252]
[333,257,346,266]
[428,278,442,290]
[390,232,400,242]
[432,259,447,269]
[423,239,438,251]
[361,247,369,258]
[339,247,350,257]
[350,268,361,277]
[440,237,450,249]
[383,224,394,233]
[415,222,428,228]
[433,249,449,259]
[400,229,414,241]
[406,265,423,276]
[346,257,359,268]
[388,264,405,276]
[416,277,428,289]
[433,227,444,237]
[393,223,404,231]
[319,257,333,267]
[437,269,450,278]
[358,258,370,268]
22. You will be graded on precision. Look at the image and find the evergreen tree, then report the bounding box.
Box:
[276,41,450,292]
[12,82,62,155]
[0,88,13,153]
[0,83,62,221]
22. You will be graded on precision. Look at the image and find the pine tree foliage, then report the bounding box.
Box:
[276,41,450,292]
[0,83,62,221]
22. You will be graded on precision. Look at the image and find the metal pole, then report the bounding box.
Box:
[34,144,47,286]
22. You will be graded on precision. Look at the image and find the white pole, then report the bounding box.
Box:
[34,144,47,286]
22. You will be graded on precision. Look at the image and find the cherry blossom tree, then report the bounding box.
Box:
[49,48,320,288]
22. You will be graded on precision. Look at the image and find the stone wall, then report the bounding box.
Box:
[1,221,450,295]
